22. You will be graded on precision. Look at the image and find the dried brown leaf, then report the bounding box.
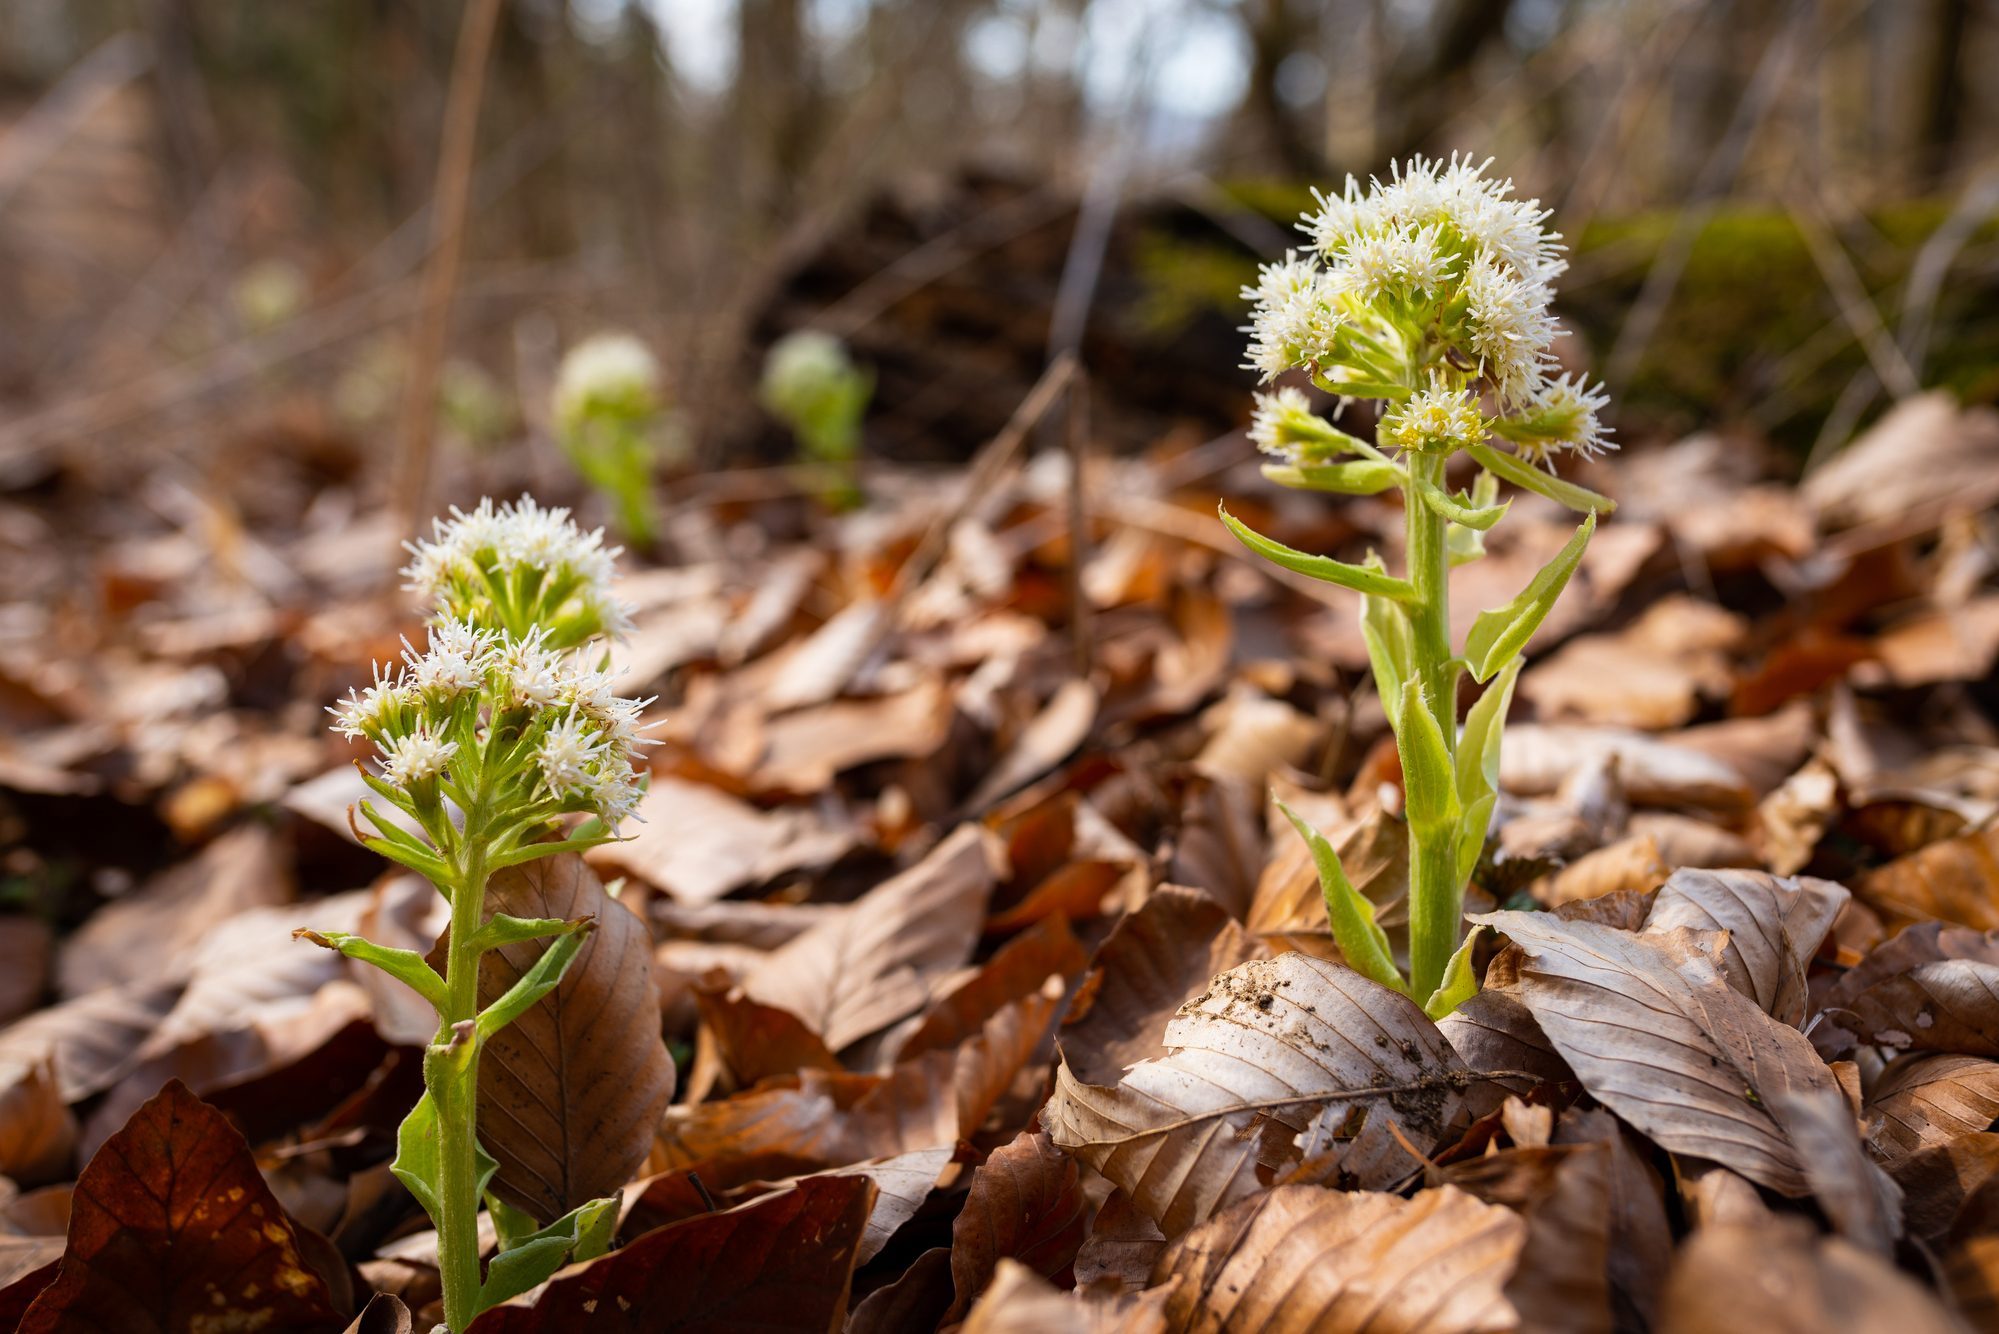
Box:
[1047,954,1469,1236]
[738,825,998,1053]
[1154,1184,1524,1334]
[945,1130,1087,1323]
[462,856,676,1222]
[0,978,184,1102]
[0,1061,73,1183]
[1866,1053,1999,1167]
[960,1259,1171,1334]
[1473,911,1843,1195]
[1641,868,1848,1024]
[18,1080,347,1334]
[1442,1144,1613,1334]
[586,775,854,905]
[1659,1220,1966,1334]
[1860,824,1999,931]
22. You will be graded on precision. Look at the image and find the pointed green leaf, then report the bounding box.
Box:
[293,927,447,1012]
[1465,442,1615,514]
[1261,459,1405,495]
[390,1089,497,1228]
[1218,504,1417,601]
[1359,592,1414,730]
[485,831,621,871]
[1452,658,1522,884]
[1275,798,1405,994]
[475,928,592,1041]
[1395,678,1461,835]
[1423,926,1485,1019]
[488,1193,542,1252]
[1414,475,1509,530]
[477,1195,619,1312]
[467,913,592,956]
[1463,511,1597,683]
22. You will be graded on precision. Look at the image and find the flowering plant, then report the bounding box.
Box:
[1222,156,1615,1016]
[760,329,871,510]
[554,333,664,546]
[301,497,651,1330]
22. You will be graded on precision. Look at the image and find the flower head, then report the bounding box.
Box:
[379,723,457,789]
[1495,373,1615,461]
[1241,253,1344,382]
[554,333,660,430]
[328,662,408,743]
[1248,387,1356,465]
[760,330,871,465]
[402,495,632,647]
[1379,382,1489,455]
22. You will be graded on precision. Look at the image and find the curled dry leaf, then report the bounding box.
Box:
[0,978,184,1103]
[1047,953,1471,1236]
[1641,868,1848,1024]
[1473,911,1843,1196]
[1773,1086,1903,1255]
[945,1130,1087,1323]
[456,855,676,1223]
[895,912,1088,1061]
[1866,1053,1999,1168]
[1500,725,1753,811]
[738,825,998,1054]
[1154,1184,1524,1334]
[586,774,854,905]
[1659,1219,1967,1334]
[1553,1106,1672,1333]
[18,1080,348,1334]
[1891,1133,1999,1252]
[1073,1189,1166,1295]
[1840,960,1999,1059]
[466,1173,875,1334]
[848,1246,955,1334]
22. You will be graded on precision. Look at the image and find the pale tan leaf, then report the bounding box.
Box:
[1154,1184,1524,1334]
[1047,954,1468,1236]
[1859,824,1999,931]
[1641,868,1848,1024]
[1501,726,1753,811]
[586,775,855,905]
[0,978,182,1102]
[965,678,1098,811]
[1773,1087,1902,1255]
[1473,911,1843,1195]
[1659,1220,1966,1334]
[738,825,998,1053]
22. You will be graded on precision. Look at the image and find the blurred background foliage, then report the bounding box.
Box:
[1,0,1995,489]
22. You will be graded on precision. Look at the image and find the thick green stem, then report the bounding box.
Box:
[1403,452,1460,1001]
[434,847,488,1332]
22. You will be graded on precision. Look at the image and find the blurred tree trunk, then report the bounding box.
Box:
[1240,0,1323,177]
[1917,0,1969,185]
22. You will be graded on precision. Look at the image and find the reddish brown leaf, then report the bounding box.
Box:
[467,1173,874,1333]
[1443,1144,1613,1334]
[1866,1053,1999,1167]
[19,1079,347,1334]
[1859,824,1999,930]
[945,1131,1087,1322]
[694,984,841,1087]
[896,913,1088,1060]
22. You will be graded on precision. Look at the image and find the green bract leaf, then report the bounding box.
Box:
[1395,677,1461,836]
[1423,926,1485,1019]
[467,913,593,956]
[475,928,592,1041]
[1465,442,1615,515]
[391,1089,498,1226]
[478,1194,620,1312]
[1359,592,1414,730]
[1262,459,1405,496]
[1275,798,1405,994]
[1218,504,1417,602]
[485,831,622,871]
[293,928,447,1012]
[1452,658,1522,885]
[1463,511,1597,683]
[1414,475,1509,530]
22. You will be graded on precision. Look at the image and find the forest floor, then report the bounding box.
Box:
[1,385,1997,1332]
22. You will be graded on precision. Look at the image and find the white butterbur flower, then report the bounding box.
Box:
[554,332,660,429]
[1248,387,1354,465]
[1506,373,1615,461]
[1242,254,1343,382]
[1379,382,1488,455]
[402,495,632,646]
[498,630,565,709]
[401,620,494,700]
[1460,254,1561,406]
[1334,224,1453,302]
[380,724,457,788]
[535,710,607,799]
[329,663,407,741]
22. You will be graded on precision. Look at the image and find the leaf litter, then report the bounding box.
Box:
[1,392,1998,1329]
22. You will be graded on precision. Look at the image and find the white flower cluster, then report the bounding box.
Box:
[1242,154,1612,459]
[1248,386,1345,463]
[554,332,660,427]
[1379,382,1489,456]
[330,618,654,828]
[401,495,634,643]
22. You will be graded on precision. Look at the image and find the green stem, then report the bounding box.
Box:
[1403,451,1460,1001]
[435,842,489,1332]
